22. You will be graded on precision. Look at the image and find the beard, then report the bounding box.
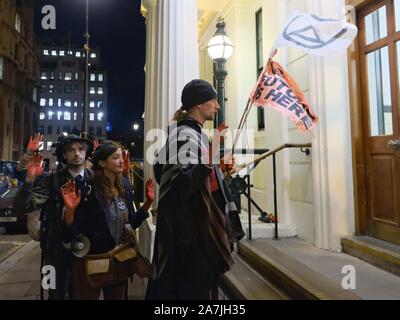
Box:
[67,158,84,168]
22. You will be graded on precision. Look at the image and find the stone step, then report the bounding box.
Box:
[341,236,400,277]
[237,240,361,300]
[220,254,288,300]
[239,212,297,239]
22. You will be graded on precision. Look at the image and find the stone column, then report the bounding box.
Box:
[140,0,200,261]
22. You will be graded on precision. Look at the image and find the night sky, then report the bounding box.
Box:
[33,0,146,144]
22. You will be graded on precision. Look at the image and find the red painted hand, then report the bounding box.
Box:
[217,123,229,144]
[27,154,44,181]
[93,138,100,152]
[122,150,130,176]
[27,133,43,154]
[220,152,235,173]
[61,181,81,225]
[145,179,154,203]
[210,125,229,165]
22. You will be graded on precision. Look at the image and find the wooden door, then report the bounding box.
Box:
[358,0,400,245]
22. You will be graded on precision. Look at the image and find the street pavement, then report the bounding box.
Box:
[0,228,147,300]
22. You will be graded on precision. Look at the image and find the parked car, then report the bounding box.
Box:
[0,188,27,233]
[0,160,27,233]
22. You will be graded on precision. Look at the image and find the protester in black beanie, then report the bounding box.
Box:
[173,79,218,122]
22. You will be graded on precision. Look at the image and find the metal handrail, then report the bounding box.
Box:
[234,143,312,240]
[234,143,312,173]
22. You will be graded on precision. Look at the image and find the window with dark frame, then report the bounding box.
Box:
[256,8,265,131]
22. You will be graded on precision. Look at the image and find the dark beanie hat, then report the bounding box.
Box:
[181,79,218,110]
[92,142,120,170]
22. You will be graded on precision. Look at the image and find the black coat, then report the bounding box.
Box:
[62,178,148,255]
[147,118,242,300]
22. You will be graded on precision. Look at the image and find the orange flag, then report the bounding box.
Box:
[250,59,318,132]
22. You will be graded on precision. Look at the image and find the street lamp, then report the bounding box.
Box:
[82,0,90,139]
[133,123,140,131]
[206,17,234,128]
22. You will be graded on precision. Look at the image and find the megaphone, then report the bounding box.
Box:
[71,235,91,258]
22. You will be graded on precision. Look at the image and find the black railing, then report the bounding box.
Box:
[231,143,312,240]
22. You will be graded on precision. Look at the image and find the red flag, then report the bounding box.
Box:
[250,59,318,132]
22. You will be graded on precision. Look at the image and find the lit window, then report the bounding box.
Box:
[90,101,95,108]
[64,112,71,121]
[15,14,21,33]
[40,98,46,107]
[97,101,103,108]
[90,87,95,94]
[43,50,49,56]
[98,87,103,95]
[73,113,77,120]
[97,112,104,121]
[75,72,79,80]
[90,53,97,58]
[49,85,54,93]
[51,50,57,56]
[48,111,54,120]
[64,100,72,107]
[59,50,65,56]
[74,101,78,107]
[39,113,45,120]
[58,99,62,107]
[57,112,62,120]
[89,113,94,121]
[68,51,73,55]
[98,74,103,82]
[50,72,54,80]
[65,72,72,81]
[75,52,81,57]
[47,142,53,151]
[48,98,53,106]
[41,72,47,80]
[59,72,63,80]
[90,74,96,81]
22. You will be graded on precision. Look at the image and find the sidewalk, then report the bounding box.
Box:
[0,240,41,300]
[0,240,147,300]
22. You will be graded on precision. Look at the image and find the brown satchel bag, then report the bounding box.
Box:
[84,242,150,289]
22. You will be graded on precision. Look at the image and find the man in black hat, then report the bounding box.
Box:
[14,134,93,300]
[146,79,244,300]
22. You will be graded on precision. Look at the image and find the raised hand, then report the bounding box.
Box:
[122,150,130,176]
[26,154,44,183]
[145,179,154,203]
[142,179,154,212]
[27,133,43,154]
[93,138,100,152]
[217,123,229,144]
[220,152,235,173]
[209,125,228,165]
[61,180,81,225]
